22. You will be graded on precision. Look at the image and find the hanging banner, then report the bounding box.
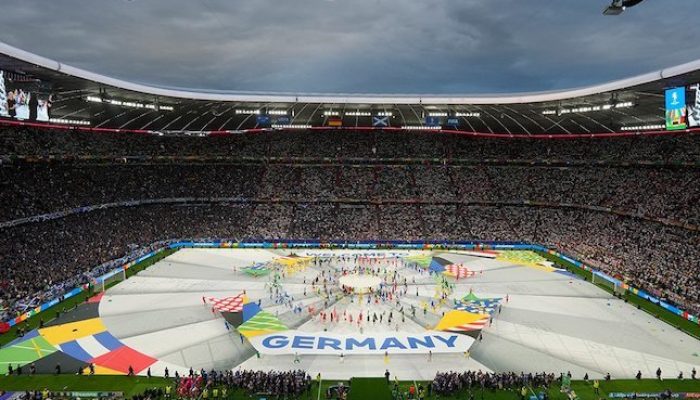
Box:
[425,116,441,126]
[274,115,291,125]
[665,87,687,130]
[256,114,271,127]
[0,70,7,117]
[446,117,460,127]
[687,84,700,128]
[372,115,389,127]
[327,117,343,127]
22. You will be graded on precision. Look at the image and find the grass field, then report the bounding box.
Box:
[0,375,346,399]
[0,375,172,397]
[383,378,700,400]
[1,375,698,399]
[348,377,392,400]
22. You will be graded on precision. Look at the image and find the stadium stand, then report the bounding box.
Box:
[0,127,698,324]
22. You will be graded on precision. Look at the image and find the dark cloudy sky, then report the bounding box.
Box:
[1,0,698,94]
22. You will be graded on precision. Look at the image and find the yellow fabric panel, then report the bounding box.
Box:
[83,364,124,375]
[39,318,107,345]
[501,260,556,272]
[434,310,488,331]
[239,329,274,338]
[495,251,556,272]
[277,256,313,266]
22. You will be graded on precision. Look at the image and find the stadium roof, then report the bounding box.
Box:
[2,41,700,136]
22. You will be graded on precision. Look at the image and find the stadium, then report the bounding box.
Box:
[0,1,700,399]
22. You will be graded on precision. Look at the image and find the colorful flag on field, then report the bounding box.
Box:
[243,263,269,276]
[462,292,480,302]
[204,294,246,313]
[435,310,488,333]
[454,298,501,315]
[237,311,288,338]
[443,264,474,279]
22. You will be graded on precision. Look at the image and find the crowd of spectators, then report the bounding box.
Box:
[1,204,697,321]
[431,370,558,394]
[0,127,698,323]
[2,164,698,225]
[229,369,311,397]
[1,370,309,400]
[172,368,311,398]
[1,126,699,163]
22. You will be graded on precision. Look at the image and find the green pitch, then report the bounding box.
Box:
[2,376,697,400]
[389,379,700,400]
[0,375,342,399]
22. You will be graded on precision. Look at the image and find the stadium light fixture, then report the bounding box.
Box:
[542,102,634,115]
[323,111,340,116]
[603,0,645,15]
[376,111,393,117]
[50,118,90,126]
[86,95,173,111]
[345,111,372,117]
[268,110,288,115]
[428,112,448,117]
[620,124,664,131]
[235,109,261,115]
[401,125,441,130]
[615,101,634,108]
[454,112,480,117]
[272,124,312,129]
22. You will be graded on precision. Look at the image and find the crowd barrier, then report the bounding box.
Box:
[2,239,698,333]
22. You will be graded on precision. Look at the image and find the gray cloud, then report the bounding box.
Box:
[0,0,698,94]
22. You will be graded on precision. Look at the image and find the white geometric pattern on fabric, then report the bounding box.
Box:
[204,294,244,312]
[443,317,488,332]
[444,264,474,279]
